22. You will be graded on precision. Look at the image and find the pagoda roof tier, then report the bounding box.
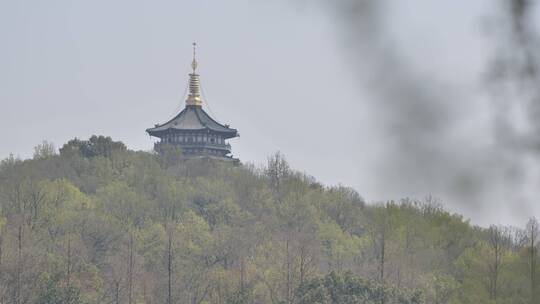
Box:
[146,105,238,139]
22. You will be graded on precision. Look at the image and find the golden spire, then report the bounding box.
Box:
[186,42,202,106]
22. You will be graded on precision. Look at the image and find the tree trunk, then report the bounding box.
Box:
[16,223,23,304]
[299,245,306,285]
[286,237,291,304]
[526,219,539,304]
[115,281,120,304]
[66,235,72,304]
[128,233,134,304]
[0,236,3,278]
[167,229,173,304]
[380,228,385,283]
[240,257,245,291]
[67,235,72,286]
[531,228,536,304]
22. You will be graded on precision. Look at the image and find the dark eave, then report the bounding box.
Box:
[147,105,238,138]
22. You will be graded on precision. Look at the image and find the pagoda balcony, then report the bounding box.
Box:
[154,141,231,152]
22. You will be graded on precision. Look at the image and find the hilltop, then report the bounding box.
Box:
[0,136,537,304]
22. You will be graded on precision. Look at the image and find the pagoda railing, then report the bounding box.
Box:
[155,141,231,151]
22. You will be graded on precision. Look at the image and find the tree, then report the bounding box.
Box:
[295,271,423,304]
[265,151,290,200]
[367,203,393,284]
[156,143,184,168]
[33,141,57,160]
[421,272,457,304]
[526,218,539,303]
[487,225,511,300]
[0,139,537,303]
[36,278,83,304]
[60,135,127,158]
[167,224,173,304]
[324,186,365,233]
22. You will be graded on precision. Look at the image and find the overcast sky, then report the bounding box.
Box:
[1,0,538,226]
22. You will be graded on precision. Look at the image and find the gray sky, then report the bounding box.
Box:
[1,0,538,226]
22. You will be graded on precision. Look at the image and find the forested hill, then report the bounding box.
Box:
[0,136,538,304]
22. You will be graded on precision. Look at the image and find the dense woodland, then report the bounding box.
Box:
[0,136,538,304]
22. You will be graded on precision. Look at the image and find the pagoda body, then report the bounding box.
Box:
[146,46,238,160]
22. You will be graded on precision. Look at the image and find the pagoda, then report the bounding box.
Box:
[146,44,239,160]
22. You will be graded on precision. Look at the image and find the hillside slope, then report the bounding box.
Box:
[0,136,537,304]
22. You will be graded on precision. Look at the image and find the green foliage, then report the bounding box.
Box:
[156,143,184,168]
[36,281,83,304]
[318,221,361,271]
[35,271,85,304]
[225,288,252,304]
[295,271,423,304]
[0,136,536,304]
[59,135,126,158]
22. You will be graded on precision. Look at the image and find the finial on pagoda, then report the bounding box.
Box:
[191,42,198,72]
[186,42,202,106]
